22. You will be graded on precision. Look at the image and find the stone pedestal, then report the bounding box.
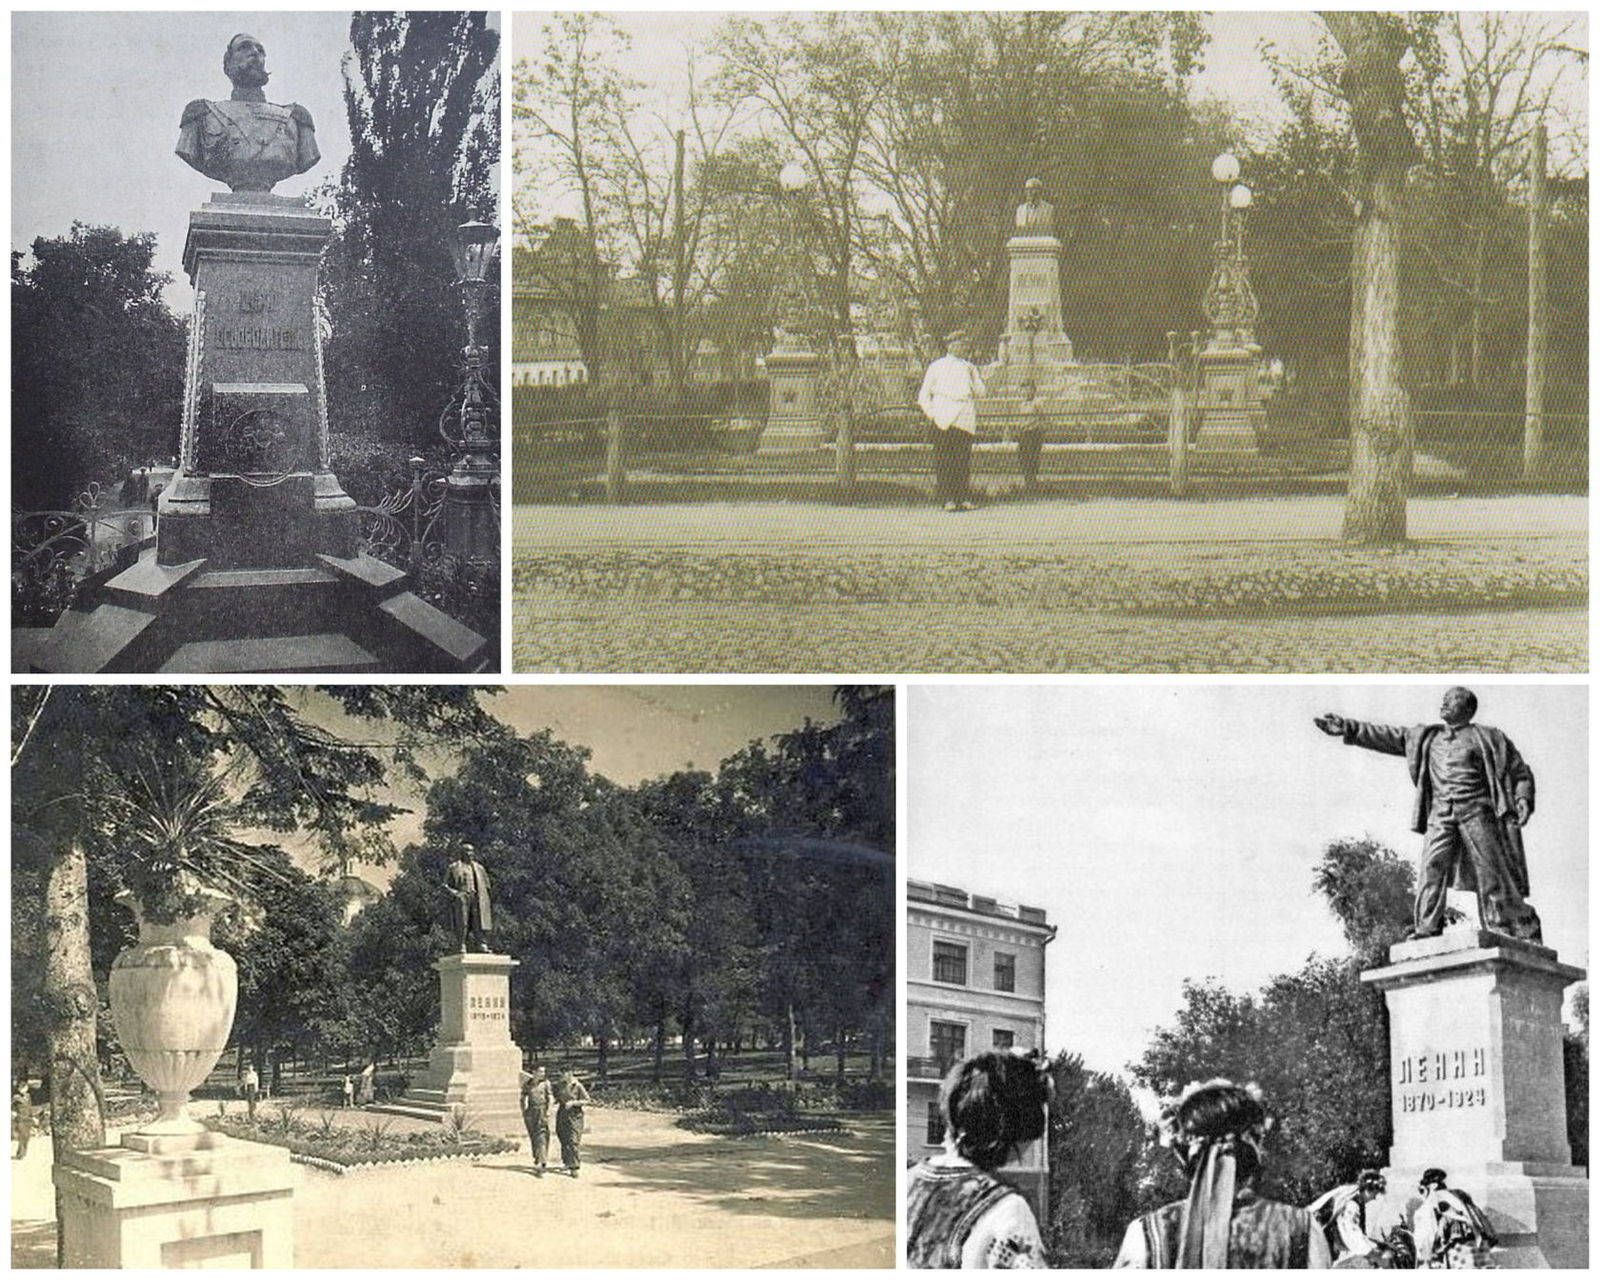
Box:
[13,191,491,672]
[160,194,355,568]
[1361,930,1587,1267]
[760,346,828,451]
[1195,342,1263,449]
[1005,235,1071,348]
[54,1130,295,1268]
[382,953,523,1134]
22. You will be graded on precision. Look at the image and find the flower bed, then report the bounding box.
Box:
[202,1111,516,1170]
[677,1109,846,1137]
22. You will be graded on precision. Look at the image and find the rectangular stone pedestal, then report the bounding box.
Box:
[383,952,524,1134]
[1362,930,1587,1267]
[53,1130,295,1268]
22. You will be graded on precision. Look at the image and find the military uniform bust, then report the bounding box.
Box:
[1015,178,1055,235]
[176,33,320,193]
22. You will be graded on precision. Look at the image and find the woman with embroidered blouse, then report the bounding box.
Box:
[906,1051,1053,1268]
[1114,1079,1331,1269]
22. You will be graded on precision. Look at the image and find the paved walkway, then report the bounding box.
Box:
[514,494,1585,548]
[11,1110,894,1269]
[512,496,1586,672]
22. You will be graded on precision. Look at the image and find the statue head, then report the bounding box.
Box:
[224,33,269,90]
[1440,687,1478,726]
[455,842,477,863]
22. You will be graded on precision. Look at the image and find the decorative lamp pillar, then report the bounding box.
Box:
[441,219,501,566]
[1195,152,1264,449]
[760,160,827,451]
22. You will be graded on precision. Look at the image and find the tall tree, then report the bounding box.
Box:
[323,12,500,449]
[11,225,185,510]
[1320,12,1421,543]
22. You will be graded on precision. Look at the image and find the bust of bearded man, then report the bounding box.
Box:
[176,33,320,194]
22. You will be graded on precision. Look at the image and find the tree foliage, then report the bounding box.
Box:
[323,11,500,450]
[11,225,185,510]
[1044,1052,1148,1267]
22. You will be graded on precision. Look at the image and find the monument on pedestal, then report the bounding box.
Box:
[14,33,488,674]
[979,180,1078,411]
[377,847,524,1134]
[1318,688,1588,1268]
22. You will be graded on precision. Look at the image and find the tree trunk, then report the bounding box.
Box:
[706,1036,720,1081]
[784,1000,798,1082]
[681,1007,697,1081]
[1524,123,1548,479]
[1323,12,1417,544]
[596,1032,610,1081]
[1469,227,1487,390]
[652,1018,666,1083]
[44,838,106,1267]
[836,1025,847,1081]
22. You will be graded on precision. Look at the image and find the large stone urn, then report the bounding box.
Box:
[108,881,237,1135]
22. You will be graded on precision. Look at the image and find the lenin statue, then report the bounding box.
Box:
[444,844,494,953]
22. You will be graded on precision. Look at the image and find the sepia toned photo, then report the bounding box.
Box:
[12,13,502,673]
[511,11,1586,673]
[11,685,894,1267]
[905,683,1586,1267]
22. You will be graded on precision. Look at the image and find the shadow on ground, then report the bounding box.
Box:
[587,1118,893,1221]
[11,1219,56,1269]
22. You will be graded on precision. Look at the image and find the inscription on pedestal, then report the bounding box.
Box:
[1396,1044,1489,1113]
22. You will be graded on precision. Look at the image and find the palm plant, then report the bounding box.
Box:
[93,756,284,923]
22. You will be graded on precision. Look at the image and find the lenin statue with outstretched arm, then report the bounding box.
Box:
[1316,687,1542,944]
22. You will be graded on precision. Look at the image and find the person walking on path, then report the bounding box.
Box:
[554,1070,591,1178]
[521,1066,553,1175]
[918,331,987,511]
[239,1063,260,1123]
[13,1082,34,1160]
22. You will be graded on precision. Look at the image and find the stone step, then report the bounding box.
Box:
[156,633,383,673]
[20,603,158,674]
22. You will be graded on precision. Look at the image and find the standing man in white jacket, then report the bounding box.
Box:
[918,331,986,511]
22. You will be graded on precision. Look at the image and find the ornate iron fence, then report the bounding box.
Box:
[13,483,155,626]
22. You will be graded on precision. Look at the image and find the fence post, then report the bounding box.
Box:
[604,407,625,504]
[408,455,425,572]
[1169,380,1190,499]
[835,409,856,499]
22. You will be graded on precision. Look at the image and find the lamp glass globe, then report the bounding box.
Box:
[1211,152,1240,183]
[779,161,810,193]
[1229,183,1253,210]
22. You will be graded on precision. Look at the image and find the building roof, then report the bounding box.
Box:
[907,879,1051,928]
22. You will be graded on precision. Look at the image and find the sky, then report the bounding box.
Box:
[286,683,847,879]
[12,12,499,310]
[907,683,1588,1086]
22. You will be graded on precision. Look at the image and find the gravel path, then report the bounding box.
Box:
[513,498,1586,672]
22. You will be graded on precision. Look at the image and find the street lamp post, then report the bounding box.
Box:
[759,160,827,451]
[441,219,500,566]
[1193,153,1264,450]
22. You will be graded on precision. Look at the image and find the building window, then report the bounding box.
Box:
[992,1029,1015,1050]
[926,1101,944,1146]
[994,951,1016,993]
[933,940,968,985]
[930,1021,966,1074]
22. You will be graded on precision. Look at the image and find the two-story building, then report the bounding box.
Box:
[907,879,1056,1221]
